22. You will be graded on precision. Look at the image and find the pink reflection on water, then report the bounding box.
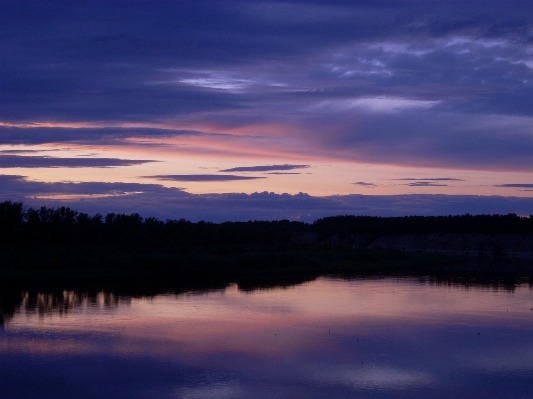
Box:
[3,278,533,360]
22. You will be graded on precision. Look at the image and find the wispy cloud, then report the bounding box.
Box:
[407,182,448,187]
[0,149,43,154]
[0,126,204,145]
[2,175,533,222]
[2,0,533,213]
[0,155,155,168]
[145,174,266,182]
[266,172,302,175]
[220,164,310,172]
[495,184,533,188]
[394,178,464,181]
[311,97,439,113]
[353,181,377,187]
[178,77,252,92]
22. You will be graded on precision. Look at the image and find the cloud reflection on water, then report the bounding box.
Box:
[1,278,533,398]
[315,365,436,390]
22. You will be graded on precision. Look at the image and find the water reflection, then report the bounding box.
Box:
[24,291,124,314]
[1,278,533,398]
[0,290,129,329]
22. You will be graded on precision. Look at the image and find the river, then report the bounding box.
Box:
[1,278,533,398]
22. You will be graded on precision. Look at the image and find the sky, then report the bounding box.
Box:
[1,0,533,221]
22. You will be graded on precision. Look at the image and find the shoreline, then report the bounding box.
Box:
[1,247,531,328]
[1,245,531,290]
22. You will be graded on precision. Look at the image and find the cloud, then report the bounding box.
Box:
[2,0,533,183]
[2,175,533,222]
[0,174,174,197]
[495,184,533,188]
[145,175,266,182]
[0,149,43,154]
[310,97,440,113]
[407,182,448,187]
[0,155,155,168]
[266,172,302,175]
[394,178,464,181]
[0,126,204,145]
[315,365,435,390]
[219,164,310,172]
[176,71,254,93]
[353,182,377,187]
[301,111,533,171]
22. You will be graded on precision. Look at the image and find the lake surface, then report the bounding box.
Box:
[1,278,533,398]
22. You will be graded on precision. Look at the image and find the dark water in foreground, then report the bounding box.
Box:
[1,278,533,398]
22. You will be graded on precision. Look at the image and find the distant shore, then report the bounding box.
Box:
[1,201,532,292]
[319,233,533,259]
[1,244,532,293]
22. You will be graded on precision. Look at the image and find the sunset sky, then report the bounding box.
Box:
[2,0,533,221]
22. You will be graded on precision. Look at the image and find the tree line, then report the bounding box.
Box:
[1,201,532,250]
[0,201,307,249]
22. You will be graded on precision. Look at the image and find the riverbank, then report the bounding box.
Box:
[1,244,532,293]
[2,244,533,329]
[326,233,533,259]
[1,202,533,292]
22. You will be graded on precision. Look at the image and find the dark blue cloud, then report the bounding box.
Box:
[352,182,377,187]
[3,1,533,121]
[0,174,177,196]
[496,184,533,188]
[2,0,533,172]
[220,164,309,172]
[146,174,266,182]
[2,174,533,222]
[394,178,464,181]
[0,126,204,145]
[407,182,448,187]
[0,155,155,168]
[0,150,42,154]
[266,172,302,175]
[305,110,533,171]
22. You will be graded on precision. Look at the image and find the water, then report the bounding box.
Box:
[1,278,533,398]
